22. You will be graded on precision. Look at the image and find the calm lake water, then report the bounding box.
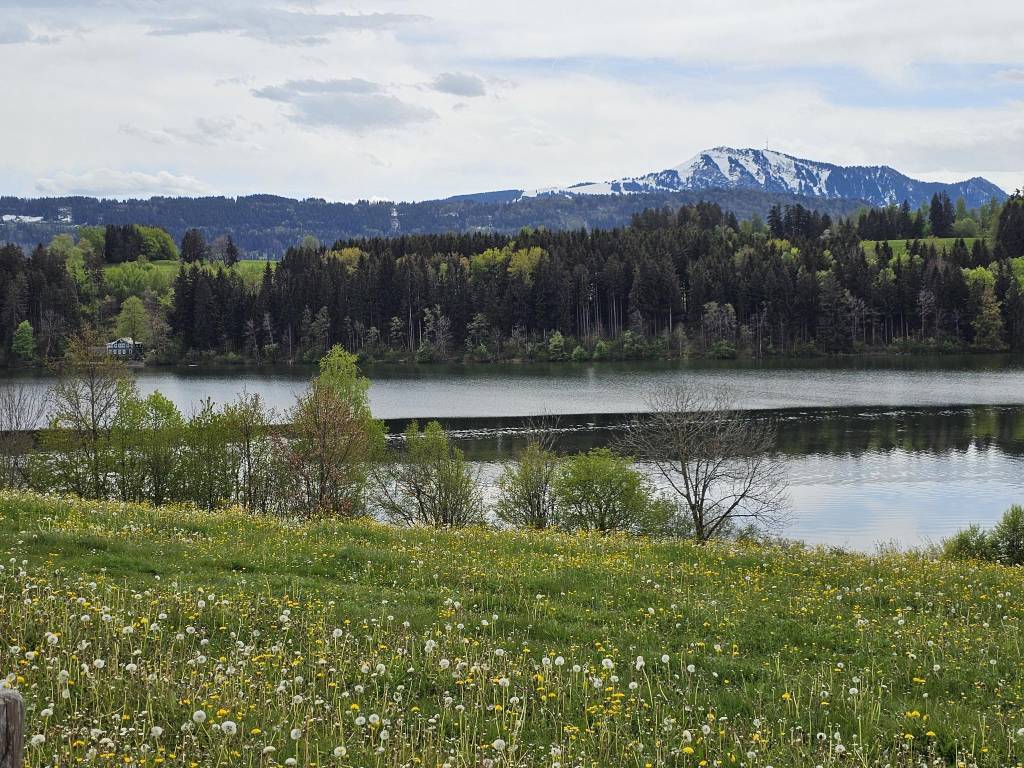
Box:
[3,355,1024,551]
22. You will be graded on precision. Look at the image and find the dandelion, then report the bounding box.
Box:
[290,727,303,740]
[192,710,207,724]
[492,738,507,752]
[221,720,237,736]
[150,726,164,739]
[30,734,45,747]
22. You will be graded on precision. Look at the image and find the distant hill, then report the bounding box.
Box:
[0,188,865,258]
[523,147,1008,209]
[1,147,1006,256]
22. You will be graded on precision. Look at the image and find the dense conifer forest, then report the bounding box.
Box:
[1,193,1023,366]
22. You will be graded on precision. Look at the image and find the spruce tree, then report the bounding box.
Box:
[180,228,208,263]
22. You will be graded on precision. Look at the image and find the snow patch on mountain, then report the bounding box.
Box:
[521,147,1007,209]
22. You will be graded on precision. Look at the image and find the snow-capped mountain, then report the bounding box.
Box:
[521,148,1007,209]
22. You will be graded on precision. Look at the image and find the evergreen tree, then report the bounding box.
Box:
[996,193,1024,258]
[180,228,208,263]
[224,235,240,267]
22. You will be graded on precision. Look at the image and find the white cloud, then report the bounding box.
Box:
[145,8,427,46]
[429,72,486,97]
[35,169,214,198]
[1,0,1023,199]
[252,78,436,132]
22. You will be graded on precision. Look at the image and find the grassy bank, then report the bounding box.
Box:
[2,491,1023,767]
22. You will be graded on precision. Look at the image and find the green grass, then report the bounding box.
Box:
[3,490,1024,766]
[862,237,985,261]
[102,259,275,299]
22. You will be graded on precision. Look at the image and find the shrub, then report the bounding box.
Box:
[943,525,995,562]
[547,331,566,361]
[374,421,484,528]
[551,448,666,534]
[495,442,559,529]
[707,340,737,359]
[571,344,588,362]
[992,505,1024,565]
[943,506,1024,565]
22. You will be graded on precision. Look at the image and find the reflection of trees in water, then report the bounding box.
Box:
[452,406,1024,461]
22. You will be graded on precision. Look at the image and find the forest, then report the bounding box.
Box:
[0,187,865,256]
[1,192,1023,367]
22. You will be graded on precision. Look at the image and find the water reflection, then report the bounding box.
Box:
[437,405,1024,460]
[452,406,1024,552]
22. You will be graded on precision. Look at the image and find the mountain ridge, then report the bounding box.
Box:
[520,147,1007,209]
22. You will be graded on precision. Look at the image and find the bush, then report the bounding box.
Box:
[992,505,1024,565]
[592,340,610,361]
[495,442,559,529]
[374,421,484,528]
[942,525,995,562]
[943,505,1024,565]
[571,345,588,362]
[551,449,667,534]
[547,331,566,361]
[707,340,737,359]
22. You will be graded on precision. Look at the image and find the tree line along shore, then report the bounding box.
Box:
[2,192,1023,368]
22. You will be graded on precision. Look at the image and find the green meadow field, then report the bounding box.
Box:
[2,490,1023,767]
[861,237,985,260]
[102,259,274,300]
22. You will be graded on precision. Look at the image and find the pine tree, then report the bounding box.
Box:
[224,235,240,267]
[996,193,1024,258]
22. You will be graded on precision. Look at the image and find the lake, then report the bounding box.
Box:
[3,355,1024,550]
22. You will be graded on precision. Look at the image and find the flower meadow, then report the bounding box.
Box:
[2,491,1024,767]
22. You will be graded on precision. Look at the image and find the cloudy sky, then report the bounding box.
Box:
[2,0,1023,201]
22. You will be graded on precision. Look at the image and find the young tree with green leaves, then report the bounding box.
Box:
[551,448,665,534]
[287,346,384,518]
[224,391,282,515]
[374,420,483,528]
[495,440,559,529]
[115,296,150,343]
[179,398,239,510]
[11,320,34,362]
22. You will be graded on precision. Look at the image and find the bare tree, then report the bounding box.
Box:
[0,384,48,488]
[620,386,788,541]
[41,331,127,499]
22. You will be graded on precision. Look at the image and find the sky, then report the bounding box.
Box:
[2,0,1023,202]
